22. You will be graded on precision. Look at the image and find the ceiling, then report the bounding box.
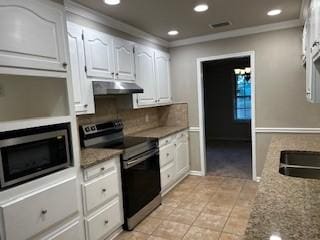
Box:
[73,0,302,41]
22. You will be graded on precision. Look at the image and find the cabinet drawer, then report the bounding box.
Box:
[160,144,175,167]
[85,199,123,240]
[1,178,78,240]
[44,219,81,240]
[83,170,120,213]
[159,135,174,147]
[160,162,176,190]
[84,157,119,181]
[176,130,188,141]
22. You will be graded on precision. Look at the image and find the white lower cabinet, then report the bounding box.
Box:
[82,156,124,240]
[159,130,190,193]
[0,178,79,240]
[44,219,81,240]
[85,199,123,240]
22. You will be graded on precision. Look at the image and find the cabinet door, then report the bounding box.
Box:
[134,46,158,107]
[67,22,95,115]
[114,38,135,81]
[155,50,172,104]
[0,0,68,72]
[310,0,320,58]
[83,29,115,79]
[175,132,190,178]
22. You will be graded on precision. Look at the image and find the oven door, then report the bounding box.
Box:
[0,130,71,189]
[121,148,161,221]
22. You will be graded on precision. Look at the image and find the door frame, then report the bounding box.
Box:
[196,51,257,181]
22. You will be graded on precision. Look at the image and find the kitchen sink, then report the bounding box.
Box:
[279,166,320,179]
[279,151,320,180]
[280,151,320,167]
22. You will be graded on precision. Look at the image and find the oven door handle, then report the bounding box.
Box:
[123,149,159,169]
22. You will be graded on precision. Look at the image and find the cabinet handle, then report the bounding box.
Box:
[62,62,68,68]
[104,220,109,225]
[312,41,320,47]
[41,209,48,215]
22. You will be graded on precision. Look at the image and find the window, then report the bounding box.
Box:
[234,74,251,121]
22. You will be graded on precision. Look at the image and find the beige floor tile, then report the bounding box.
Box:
[162,196,181,208]
[178,198,208,212]
[223,215,249,235]
[135,217,162,234]
[152,220,190,240]
[230,206,251,219]
[150,205,175,219]
[183,226,220,240]
[194,183,218,195]
[193,212,228,231]
[166,208,199,225]
[115,231,150,240]
[210,191,238,206]
[148,236,170,240]
[165,190,189,202]
[204,201,234,216]
[219,233,243,240]
[182,176,203,184]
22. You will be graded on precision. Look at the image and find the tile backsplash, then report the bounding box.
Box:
[77,97,188,135]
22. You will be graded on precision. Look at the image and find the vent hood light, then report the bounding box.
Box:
[103,0,120,5]
[267,9,282,16]
[194,4,209,12]
[168,30,179,36]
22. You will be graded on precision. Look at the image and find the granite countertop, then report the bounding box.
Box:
[244,135,320,240]
[80,148,123,169]
[129,126,188,139]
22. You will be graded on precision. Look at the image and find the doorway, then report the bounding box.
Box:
[197,52,256,180]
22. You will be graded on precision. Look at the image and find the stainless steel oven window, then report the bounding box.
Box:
[0,129,71,188]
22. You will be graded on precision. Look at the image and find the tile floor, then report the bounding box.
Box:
[115,175,258,240]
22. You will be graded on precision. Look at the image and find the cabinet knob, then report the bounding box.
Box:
[41,209,48,215]
[84,104,88,108]
[101,167,105,171]
[111,72,115,76]
[167,174,170,178]
[115,73,119,77]
[62,62,68,68]
[312,41,320,47]
[104,220,109,225]
[174,143,177,147]
[166,153,170,157]
[102,188,106,193]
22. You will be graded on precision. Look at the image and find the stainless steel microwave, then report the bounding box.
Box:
[0,123,72,190]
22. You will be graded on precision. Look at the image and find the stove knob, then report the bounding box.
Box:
[85,127,90,132]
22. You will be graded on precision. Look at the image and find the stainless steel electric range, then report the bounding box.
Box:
[80,120,161,230]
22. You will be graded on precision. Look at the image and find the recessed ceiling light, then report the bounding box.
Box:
[194,4,209,12]
[168,30,179,36]
[267,9,282,16]
[103,0,120,5]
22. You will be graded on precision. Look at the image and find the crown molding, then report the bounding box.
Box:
[64,0,169,48]
[169,19,304,48]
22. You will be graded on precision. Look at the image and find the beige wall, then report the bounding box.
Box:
[170,27,320,176]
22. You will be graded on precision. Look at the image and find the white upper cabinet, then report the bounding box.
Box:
[113,38,135,81]
[310,0,320,59]
[155,50,171,104]
[67,22,95,115]
[134,45,157,107]
[83,29,115,79]
[0,0,68,73]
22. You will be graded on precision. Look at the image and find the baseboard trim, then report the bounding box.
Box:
[189,127,200,132]
[255,128,320,133]
[189,171,203,176]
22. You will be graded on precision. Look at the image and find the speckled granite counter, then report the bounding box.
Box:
[80,148,123,169]
[244,135,320,240]
[129,126,188,139]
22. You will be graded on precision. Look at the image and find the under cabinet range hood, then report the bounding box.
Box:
[93,81,144,95]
